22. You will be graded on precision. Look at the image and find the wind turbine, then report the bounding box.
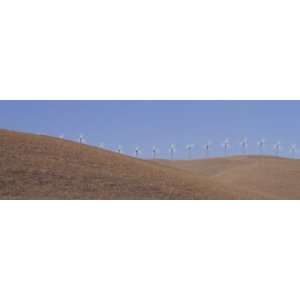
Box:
[169,144,176,160]
[240,137,248,155]
[117,145,123,154]
[152,146,159,159]
[273,142,281,156]
[203,141,212,157]
[135,146,141,158]
[99,142,105,149]
[59,134,64,139]
[222,138,230,156]
[257,138,266,154]
[186,144,194,160]
[289,144,297,158]
[79,134,85,144]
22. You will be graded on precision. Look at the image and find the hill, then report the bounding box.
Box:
[158,156,300,199]
[0,129,265,199]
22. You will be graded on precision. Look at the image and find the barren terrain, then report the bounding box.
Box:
[159,156,300,199]
[0,130,298,199]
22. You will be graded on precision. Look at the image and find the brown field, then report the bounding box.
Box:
[158,156,300,199]
[0,129,299,199]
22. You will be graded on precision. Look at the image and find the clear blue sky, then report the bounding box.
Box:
[0,101,299,159]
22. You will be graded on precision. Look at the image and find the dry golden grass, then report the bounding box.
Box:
[1,129,295,199]
[159,156,300,199]
[0,129,260,200]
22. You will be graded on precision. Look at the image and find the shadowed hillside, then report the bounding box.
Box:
[0,130,266,200]
[159,156,300,199]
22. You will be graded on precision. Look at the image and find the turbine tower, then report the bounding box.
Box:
[79,134,85,144]
[169,144,176,160]
[135,146,141,158]
[152,146,158,159]
[222,138,230,156]
[240,137,248,155]
[273,142,281,156]
[289,144,297,158]
[203,142,211,157]
[117,145,122,154]
[186,144,194,160]
[257,138,266,154]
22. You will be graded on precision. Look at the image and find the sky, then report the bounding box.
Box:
[0,100,299,159]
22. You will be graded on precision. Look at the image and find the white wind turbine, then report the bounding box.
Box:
[135,146,141,158]
[273,141,281,156]
[257,138,266,154]
[289,144,297,158]
[240,137,248,155]
[169,144,176,160]
[186,144,194,160]
[79,134,85,144]
[203,141,212,157]
[152,146,159,159]
[117,145,123,154]
[222,138,230,156]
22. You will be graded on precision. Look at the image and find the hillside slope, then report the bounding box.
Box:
[159,156,300,199]
[0,130,264,199]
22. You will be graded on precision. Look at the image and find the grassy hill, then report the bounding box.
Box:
[1,129,297,199]
[0,129,264,199]
[159,156,300,199]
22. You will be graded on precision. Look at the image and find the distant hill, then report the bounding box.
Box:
[1,129,297,199]
[0,129,266,199]
[158,156,300,199]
